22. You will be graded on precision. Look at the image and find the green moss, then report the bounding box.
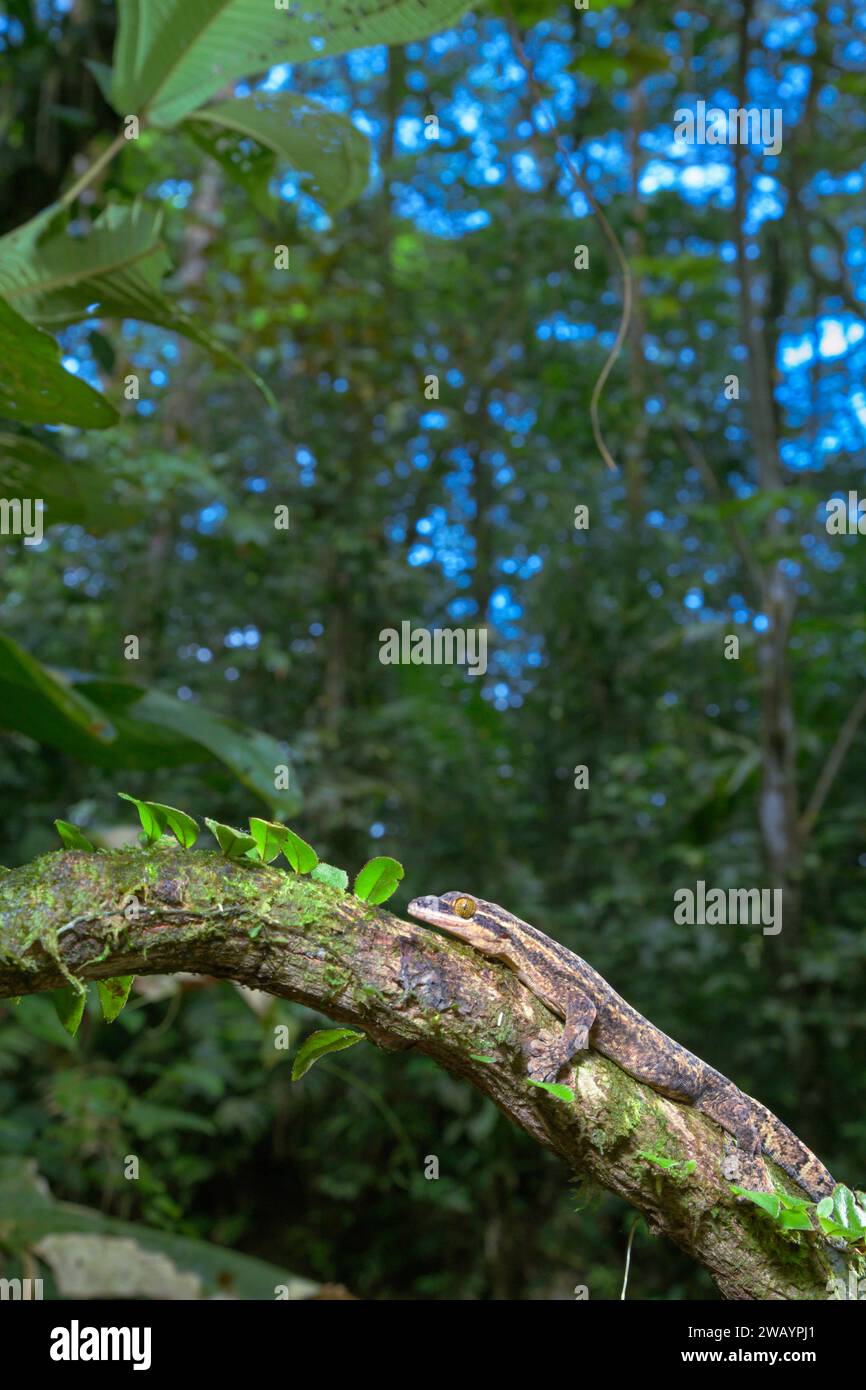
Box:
[591,1062,646,1153]
[359,982,389,1005]
[322,965,350,998]
[0,846,346,998]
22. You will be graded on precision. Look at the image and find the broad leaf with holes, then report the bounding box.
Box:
[108,0,472,129]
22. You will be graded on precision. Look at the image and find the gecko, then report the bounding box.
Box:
[407,889,835,1202]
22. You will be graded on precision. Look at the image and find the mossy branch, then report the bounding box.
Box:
[0,846,856,1301]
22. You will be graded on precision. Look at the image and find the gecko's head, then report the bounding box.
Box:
[407,891,512,953]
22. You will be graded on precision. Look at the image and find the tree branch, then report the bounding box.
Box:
[799,685,866,841]
[0,846,853,1300]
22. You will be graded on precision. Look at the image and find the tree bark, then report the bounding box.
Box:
[0,846,855,1301]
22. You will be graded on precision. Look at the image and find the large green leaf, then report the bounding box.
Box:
[125,688,299,810]
[0,633,117,746]
[186,91,370,214]
[0,202,273,404]
[0,297,117,429]
[0,434,141,531]
[109,0,472,128]
[0,634,300,814]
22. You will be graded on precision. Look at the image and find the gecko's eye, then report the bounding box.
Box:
[453,896,476,919]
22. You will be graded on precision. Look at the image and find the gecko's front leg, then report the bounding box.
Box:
[525,986,597,1084]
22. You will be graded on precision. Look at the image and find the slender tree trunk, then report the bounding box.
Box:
[733,0,803,951]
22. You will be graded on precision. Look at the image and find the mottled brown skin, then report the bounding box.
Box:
[407,891,835,1202]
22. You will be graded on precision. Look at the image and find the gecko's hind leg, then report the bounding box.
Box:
[525,988,597,1084]
[696,1078,772,1192]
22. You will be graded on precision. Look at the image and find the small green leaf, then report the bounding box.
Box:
[637,1150,679,1171]
[777,1192,813,1212]
[469,1053,497,1064]
[831,1184,866,1235]
[354,855,404,905]
[51,985,86,1037]
[204,817,258,860]
[249,817,288,864]
[730,1186,782,1218]
[311,862,349,890]
[118,792,165,845]
[816,1216,852,1239]
[636,1152,695,1176]
[816,1184,866,1241]
[527,1079,575,1103]
[778,1208,813,1231]
[281,826,318,874]
[55,819,95,851]
[96,975,134,1023]
[143,801,198,848]
[291,1028,366,1081]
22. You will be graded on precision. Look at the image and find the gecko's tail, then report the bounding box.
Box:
[752,1098,835,1202]
[698,1081,835,1202]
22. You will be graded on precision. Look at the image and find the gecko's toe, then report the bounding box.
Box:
[525,1038,567,1084]
[528,1062,560,1084]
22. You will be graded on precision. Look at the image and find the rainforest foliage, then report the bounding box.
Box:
[0,0,864,1299]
